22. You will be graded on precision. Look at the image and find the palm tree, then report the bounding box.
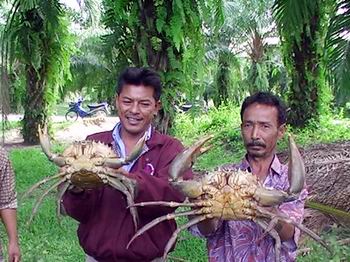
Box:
[274,0,350,124]
[1,0,74,144]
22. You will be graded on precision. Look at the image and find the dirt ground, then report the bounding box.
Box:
[1,116,119,148]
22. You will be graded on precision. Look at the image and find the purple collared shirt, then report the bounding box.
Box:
[191,155,307,262]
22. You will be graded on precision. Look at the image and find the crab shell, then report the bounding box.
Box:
[38,127,145,189]
[171,134,305,208]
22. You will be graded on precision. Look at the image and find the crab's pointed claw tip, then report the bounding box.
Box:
[169,134,214,181]
[287,133,305,195]
[125,133,147,163]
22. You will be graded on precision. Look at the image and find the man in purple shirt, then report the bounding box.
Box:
[192,92,307,262]
[62,67,192,262]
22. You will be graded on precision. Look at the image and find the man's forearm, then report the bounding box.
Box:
[0,208,19,243]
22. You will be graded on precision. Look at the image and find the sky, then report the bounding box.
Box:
[60,0,80,10]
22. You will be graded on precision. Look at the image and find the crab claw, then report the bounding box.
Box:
[253,134,305,206]
[38,125,66,167]
[103,133,146,169]
[254,187,290,206]
[287,134,305,195]
[169,134,214,182]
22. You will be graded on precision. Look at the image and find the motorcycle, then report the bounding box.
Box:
[65,97,110,121]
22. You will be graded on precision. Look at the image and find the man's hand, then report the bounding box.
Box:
[8,241,21,262]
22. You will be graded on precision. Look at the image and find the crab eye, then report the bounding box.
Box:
[65,158,73,164]
[95,158,104,165]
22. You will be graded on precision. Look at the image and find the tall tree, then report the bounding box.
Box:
[102,0,224,133]
[1,0,74,144]
[273,0,331,127]
[204,0,277,107]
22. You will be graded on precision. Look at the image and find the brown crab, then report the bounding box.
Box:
[22,126,145,228]
[127,134,330,261]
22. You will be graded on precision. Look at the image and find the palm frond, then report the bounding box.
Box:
[325,0,350,105]
[272,0,318,37]
[306,200,350,222]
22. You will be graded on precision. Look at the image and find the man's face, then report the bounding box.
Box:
[116,84,161,137]
[241,103,285,159]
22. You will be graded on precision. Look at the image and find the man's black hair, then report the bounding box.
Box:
[240,91,287,126]
[116,67,162,101]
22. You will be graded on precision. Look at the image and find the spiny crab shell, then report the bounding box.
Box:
[183,169,264,220]
[52,140,127,188]
[22,126,145,229]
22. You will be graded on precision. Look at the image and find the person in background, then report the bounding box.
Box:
[192,91,307,262]
[0,147,21,262]
[62,67,192,262]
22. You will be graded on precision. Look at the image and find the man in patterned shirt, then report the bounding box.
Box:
[192,92,307,262]
[0,147,21,262]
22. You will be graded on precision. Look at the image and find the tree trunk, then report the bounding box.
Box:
[287,3,326,127]
[136,0,177,134]
[22,65,47,144]
[213,54,230,107]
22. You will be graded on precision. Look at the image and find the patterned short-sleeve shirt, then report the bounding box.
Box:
[190,155,307,262]
[0,147,17,210]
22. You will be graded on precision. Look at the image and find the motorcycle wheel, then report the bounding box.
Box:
[65,111,78,121]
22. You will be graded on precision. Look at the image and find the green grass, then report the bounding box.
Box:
[0,148,85,261]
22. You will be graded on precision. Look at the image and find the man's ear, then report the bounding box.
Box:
[277,123,286,140]
[155,100,162,112]
[115,95,119,111]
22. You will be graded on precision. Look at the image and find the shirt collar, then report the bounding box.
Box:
[111,122,152,158]
[240,154,283,176]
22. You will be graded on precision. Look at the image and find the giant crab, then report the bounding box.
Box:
[22,126,145,229]
[127,135,330,261]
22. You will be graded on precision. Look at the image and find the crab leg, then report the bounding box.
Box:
[38,126,66,166]
[21,173,64,200]
[169,135,214,181]
[56,180,70,222]
[27,179,65,226]
[106,177,139,231]
[107,172,138,200]
[127,209,204,249]
[256,219,281,262]
[257,206,331,252]
[162,215,208,260]
[129,200,209,208]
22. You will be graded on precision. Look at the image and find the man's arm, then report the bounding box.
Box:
[277,187,308,242]
[0,208,20,262]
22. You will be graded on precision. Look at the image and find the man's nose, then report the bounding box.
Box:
[251,125,259,140]
[130,102,140,113]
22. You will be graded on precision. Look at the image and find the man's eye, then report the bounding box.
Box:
[123,100,131,104]
[141,103,151,107]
